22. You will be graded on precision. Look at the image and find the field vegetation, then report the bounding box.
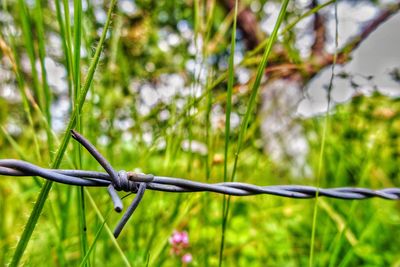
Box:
[0,0,399,266]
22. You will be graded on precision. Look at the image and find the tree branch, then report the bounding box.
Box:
[263,1,400,82]
[337,1,400,62]
[219,0,264,49]
[310,0,326,57]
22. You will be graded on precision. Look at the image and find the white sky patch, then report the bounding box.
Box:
[159,109,170,121]
[186,59,196,73]
[0,11,13,23]
[94,8,107,24]
[114,117,134,131]
[210,104,224,130]
[230,112,240,130]
[142,131,153,146]
[234,51,244,63]
[250,1,261,13]
[47,33,63,58]
[167,33,181,47]
[138,105,151,116]
[98,135,111,146]
[299,7,400,117]
[181,140,208,156]
[294,16,314,58]
[119,0,136,15]
[237,67,251,84]
[157,84,176,102]
[0,66,12,81]
[261,79,310,177]
[175,98,186,110]
[51,96,70,132]
[177,20,193,40]
[43,57,67,93]
[6,120,22,136]
[157,73,185,102]
[331,77,353,103]
[0,84,19,103]
[158,40,170,52]
[326,1,378,52]
[261,10,280,34]
[294,0,312,10]
[140,84,159,107]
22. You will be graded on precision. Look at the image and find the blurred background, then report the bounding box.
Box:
[0,0,399,266]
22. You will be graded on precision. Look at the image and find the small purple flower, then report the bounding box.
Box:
[169,231,183,245]
[180,231,189,246]
[169,230,189,247]
[181,253,192,264]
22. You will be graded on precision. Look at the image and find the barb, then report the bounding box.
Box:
[0,130,399,238]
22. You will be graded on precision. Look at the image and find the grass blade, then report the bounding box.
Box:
[0,38,42,162]
[249,0,334,57]
[9,180,53,267]
[309,1,338,266]
[219,1,289,265]
[71,0,89,263]
[73,0,82,100]
[218,0,238,266]
[231,0,289,178]
[54,0,73,98]
[85,189,131,267]
[79,212,111,267]
[63,0,74,94]
[16,0,43,110]
[34,0,54,156]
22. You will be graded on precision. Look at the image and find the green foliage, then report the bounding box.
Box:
[0,0,399,266]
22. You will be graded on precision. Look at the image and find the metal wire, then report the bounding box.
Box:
[0,130,399,238]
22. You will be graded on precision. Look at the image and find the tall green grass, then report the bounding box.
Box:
[219,1,238,266]
[9,1,117,266]
[309,1,338,266]
[219,1,289,264]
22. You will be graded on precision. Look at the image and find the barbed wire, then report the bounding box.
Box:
[0,130,399,237]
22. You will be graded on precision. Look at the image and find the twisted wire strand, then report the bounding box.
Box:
[1,160,399,199]
[0,130,399,238]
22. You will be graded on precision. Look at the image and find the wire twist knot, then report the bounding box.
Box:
[70,130,149,237]
[115,170,138,192]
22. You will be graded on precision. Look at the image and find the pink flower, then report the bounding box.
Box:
[169,231,183,244]
[169,230,189,247]
[169,230,192,259]
[181,231,189,246]
[181,253,192,264]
